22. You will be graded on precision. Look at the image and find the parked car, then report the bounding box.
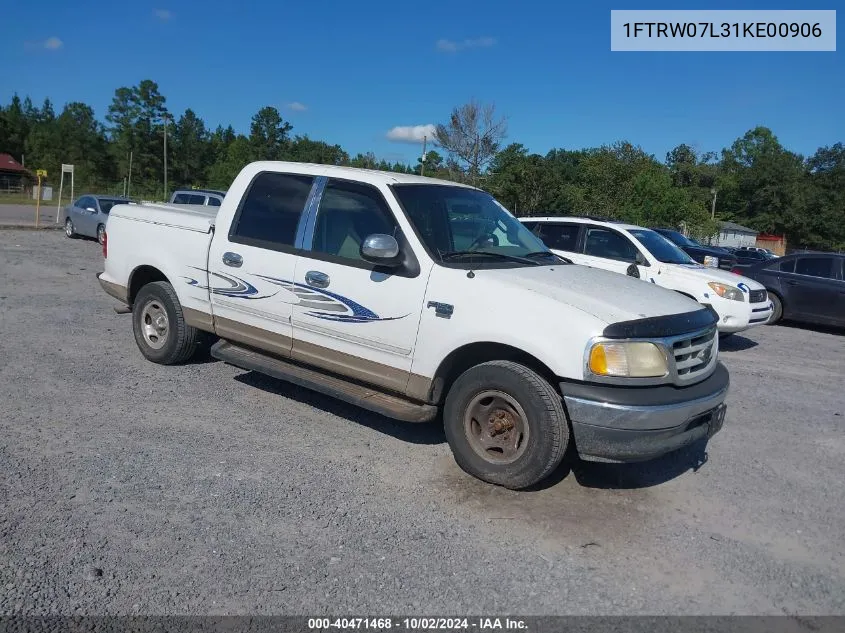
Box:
[732,253,845,328]
[521,216,773,336]
[651,228,738,271]
[737,246,776,256]
[97,161,729,490]
[64,195,134,245]
[733,248,779,269]
[169,188,226,207]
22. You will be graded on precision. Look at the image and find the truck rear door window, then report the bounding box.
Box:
[229,172,315,248]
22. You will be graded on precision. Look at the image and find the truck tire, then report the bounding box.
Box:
[443,360,569,490]
[132,281,200,365]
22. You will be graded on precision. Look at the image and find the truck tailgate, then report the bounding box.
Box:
[110,202,217,233]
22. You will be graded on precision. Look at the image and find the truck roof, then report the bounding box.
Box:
[246,161,479,189]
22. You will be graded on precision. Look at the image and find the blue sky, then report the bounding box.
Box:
[1,0,842,165]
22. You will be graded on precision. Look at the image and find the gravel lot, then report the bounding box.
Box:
[1,230,844,617]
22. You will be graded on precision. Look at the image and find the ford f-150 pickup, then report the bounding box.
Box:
[97,161,729,489]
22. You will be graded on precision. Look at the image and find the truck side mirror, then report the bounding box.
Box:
[360,234,401,266]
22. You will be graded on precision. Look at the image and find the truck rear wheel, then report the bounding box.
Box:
[443,360,569,490]
[132,281,200,365]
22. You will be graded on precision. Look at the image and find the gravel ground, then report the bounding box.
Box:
[0,204,58,227]
[1,229,844,616]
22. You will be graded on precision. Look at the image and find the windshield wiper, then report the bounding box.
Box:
[440,251,542,266]
[523,250,572,264]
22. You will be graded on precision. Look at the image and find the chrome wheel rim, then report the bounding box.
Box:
[140,300,169,350]
[463,390,530,464]
[97,226,105,244]
[65,220,73,237]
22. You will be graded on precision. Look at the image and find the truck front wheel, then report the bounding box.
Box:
[443,360,569,490]
[132,281,200,365]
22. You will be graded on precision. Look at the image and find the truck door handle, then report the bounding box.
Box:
[222,252,243,267]
[305,270,330,288]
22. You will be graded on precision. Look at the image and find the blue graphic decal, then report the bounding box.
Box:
[254,274,408,323]
[736,282,750,294]
[182,267,278,300]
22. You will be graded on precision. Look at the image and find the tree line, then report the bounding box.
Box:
[1,80,842,250]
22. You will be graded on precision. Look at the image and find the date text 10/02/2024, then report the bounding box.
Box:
[307,618,528,630]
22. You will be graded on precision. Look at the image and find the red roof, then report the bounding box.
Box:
[0,153,28,173]
[757,233,785,241]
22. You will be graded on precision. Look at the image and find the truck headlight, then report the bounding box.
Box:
[588,341,668,378]
[703,255,719,268]
[708,281,744,302]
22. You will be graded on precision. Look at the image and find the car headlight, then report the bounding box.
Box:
[703,255,719,268]
[588,341,668,378]
[708,281,744,301]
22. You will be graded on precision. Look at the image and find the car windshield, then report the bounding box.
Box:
[391,184,555,265]
[629,229,696,265]
[658,229,698,248]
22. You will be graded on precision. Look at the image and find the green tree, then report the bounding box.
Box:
[207,135,251,189]
[249,106,292,161]
[287,135,348,165]
[172,109,210,186]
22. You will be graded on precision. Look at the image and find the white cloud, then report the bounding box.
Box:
[287,102,307,112]
[43,37,63,50]
[386,124,436,144]
[154,9,173,21]
[435,36,496,53]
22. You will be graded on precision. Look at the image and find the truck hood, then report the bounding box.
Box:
[490,264,702,326]
[662,263,766,290]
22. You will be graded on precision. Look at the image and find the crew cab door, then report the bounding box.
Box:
[207,171,317,358]
[290,178,431,395]
[578,225,649,279]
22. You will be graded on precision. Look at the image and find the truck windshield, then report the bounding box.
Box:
[629,229,697,265]
[391,184,555,265]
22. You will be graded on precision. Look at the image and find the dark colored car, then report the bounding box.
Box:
[735,253,845,328]
[652,228,738,271]
[733,249,779,269]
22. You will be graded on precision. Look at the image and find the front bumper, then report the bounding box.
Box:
[561,363,729,463]
[707,296,774,333]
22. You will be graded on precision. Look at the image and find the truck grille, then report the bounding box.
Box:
[749,289,768,303]
[672,327,718,383]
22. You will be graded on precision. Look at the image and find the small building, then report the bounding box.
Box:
[756,233,787,256]
[0,153,30,193]
[716,221,758,248]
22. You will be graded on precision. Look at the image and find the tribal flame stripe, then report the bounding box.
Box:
[183,268,407,323]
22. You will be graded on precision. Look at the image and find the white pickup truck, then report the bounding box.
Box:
[98,161,729,489]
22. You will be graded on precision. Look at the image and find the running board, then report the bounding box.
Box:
[210,340,438,423]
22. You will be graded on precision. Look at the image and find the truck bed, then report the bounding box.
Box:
[110,202,217,233]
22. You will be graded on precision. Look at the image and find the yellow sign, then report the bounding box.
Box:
[36,169,48,177]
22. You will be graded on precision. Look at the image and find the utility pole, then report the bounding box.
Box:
[163,115,169,201]
[420,135,427,177]
[710,187,717,219]
[127,151,133,198]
